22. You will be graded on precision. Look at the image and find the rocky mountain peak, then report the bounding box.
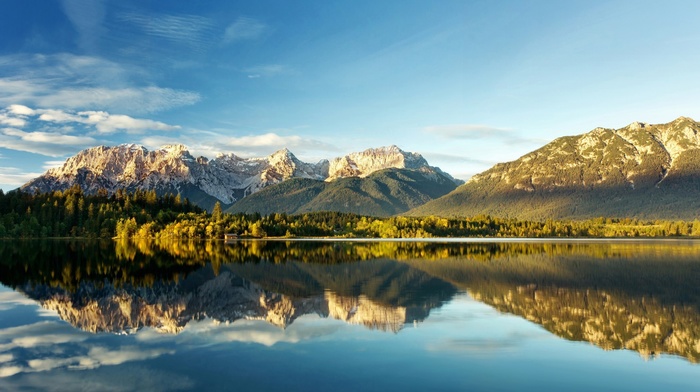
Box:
[326,145,431,181]
[627,121,646,130]
[23,143,454,210]
[160,143,190,155]
[267,148,296,165]
[673,116,695,123]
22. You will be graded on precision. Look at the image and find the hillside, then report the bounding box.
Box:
[409,117,700,220]
[226,168,457,216]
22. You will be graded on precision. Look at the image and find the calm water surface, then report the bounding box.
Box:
[1,239,700,391]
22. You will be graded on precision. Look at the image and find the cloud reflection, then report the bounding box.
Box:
[0,320,173,379]
[136,316,345,347]
[0,291,37,311]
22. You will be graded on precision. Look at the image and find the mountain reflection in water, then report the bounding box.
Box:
[2,239,700,362]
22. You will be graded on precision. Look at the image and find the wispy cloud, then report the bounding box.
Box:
[60,0,106,51]
[422,152,497,166]
[224,17,268,43]
[42,161,66,171]
[141,131,339,159]
[424,124,546,146]
[212,131,340,157]
[424,124,514,139]
[119,12,217,51]
[0,82,200,114]
[244,64,293,79]
[37,109,180,134]
[0,53,200,114]
[222,132,307,148]
[0,291,38,311]
[0,167,41,188]
[0,128,97,157]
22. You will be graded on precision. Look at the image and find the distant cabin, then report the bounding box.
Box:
[224,233,239,241]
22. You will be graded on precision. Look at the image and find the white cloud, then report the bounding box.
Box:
[0,105,180,157]
[0,104,187,159]
[0,114,26,128]
[37,109,80,123]
[0,365,23,378]
[0,53,200,114]
[224,17,268,43]
[16,130,95,145]
[8,104,35,116]
[90,113,178,134]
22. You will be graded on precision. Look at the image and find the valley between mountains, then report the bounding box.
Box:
[21,116,700,221]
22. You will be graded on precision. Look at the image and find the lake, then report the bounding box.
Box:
[1,238,700,391]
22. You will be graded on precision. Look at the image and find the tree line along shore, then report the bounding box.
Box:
[1,186,699,239]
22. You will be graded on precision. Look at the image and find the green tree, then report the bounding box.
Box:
[250,222,267,238]
[212,201,223,220]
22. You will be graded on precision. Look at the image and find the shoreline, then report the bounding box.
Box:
[229,236,700,244]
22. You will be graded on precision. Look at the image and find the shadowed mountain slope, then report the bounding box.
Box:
[227,168,457,216]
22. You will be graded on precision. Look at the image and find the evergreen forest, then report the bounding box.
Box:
[2,189,700,239]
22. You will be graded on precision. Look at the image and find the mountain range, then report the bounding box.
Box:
[21,116,700,220]
[411,116,700,220]
[16,257,454,334]
[22,144,460,214]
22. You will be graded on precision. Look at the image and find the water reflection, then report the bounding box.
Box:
[2,239,700,362]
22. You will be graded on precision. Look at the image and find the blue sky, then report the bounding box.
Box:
[1,0,700,190]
